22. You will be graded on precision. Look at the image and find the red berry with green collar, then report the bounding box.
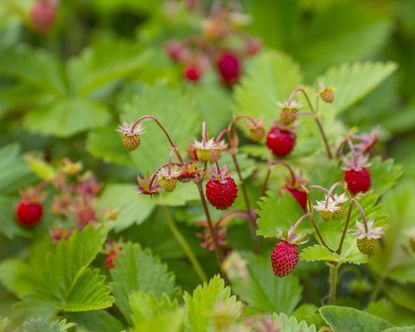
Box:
[206,167,238,210]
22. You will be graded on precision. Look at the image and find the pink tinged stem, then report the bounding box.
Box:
[210,150,222,175]
[324,182,345,208]
[202,121,207,145]
[287,213,311,242]
[131,115,184,165]
[268,160,297,186]
[350,199,369,232]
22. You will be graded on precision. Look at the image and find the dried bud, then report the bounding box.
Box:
[61,159,82,176]
[137,173,160,196]
[353,219,384,256]
[278,101,302,125]
[158,166,181,192]
[192,139,227,163]
[246,119,265,142]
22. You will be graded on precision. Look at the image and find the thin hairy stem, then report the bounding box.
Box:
[336,203,353,254]
[328,264,339,305]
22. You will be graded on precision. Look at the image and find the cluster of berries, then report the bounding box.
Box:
[265,86,384,278]
[15,159,117,237]
[118,114,265,252]
[30,0,57,35]
[165,2,261,84]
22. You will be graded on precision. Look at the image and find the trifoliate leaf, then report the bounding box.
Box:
[257,191,308,238]
[184,275,242,332]
[110,243,177,325]
[320,306,392,332]
[230,254,302,314]
[23,98,111,138]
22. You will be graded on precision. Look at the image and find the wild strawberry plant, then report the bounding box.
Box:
[1,1,415,331]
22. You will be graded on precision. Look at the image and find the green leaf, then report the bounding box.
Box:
[66,311,125,332]
[110,243,177,324]
[97,184,155,231]
[384,284,415,313]
[257,191,307,238]
[230,254,302,314]
[129,309,184,332]
[87,127,134,167]
[369,181,415,284]
[184,275,241,332]
[294,3,392,70]
[59,269,113,312]
[67,41,151,95]
[121,84,199,173]
[383,328,415,332]
[246,0,299,50]
[24,155,56,180]
[0,46,66,95]
[367,299,415,327]
[271,313,317,332]
[234,51,302,124]
[22,317,75,332]
[23,98,111,138]
[317,61,397,115]
[97,183,199,231]
[370,157,402,195]
[186,82,232,135]
[320,306,392,332]
[0,316,10,332]
[0,143,34,194]
[129,291,177,326]
[301,237,367,265]
[15,226,113,319]
[0,196,28,238]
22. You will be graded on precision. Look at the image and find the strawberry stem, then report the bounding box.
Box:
[336,203,353,254]
[350,198,369,232]
[131,115,185,165]
[324,182,345,208]
[291,86,333,159]
[161,206,208,282]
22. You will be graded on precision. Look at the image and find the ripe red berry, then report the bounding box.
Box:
[184,65,201,82]
[16,201,43,227]
[283,185,307,210]
[206,176,238,210]
[266,125,296,157]
[271,241,299,277]
[216,52,241,85]
[344,167,371,195]
[30,0,56,35]
[106,251,118,269]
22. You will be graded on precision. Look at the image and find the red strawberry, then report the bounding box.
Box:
[344,167,371,195]
[283,185,307,210]
[16,201,43,227]
[106,251,118,269]
[30,0,56,35]
[271,241,299,277]
[206,172,238,210]
[184,65,201,82]
[216,52,241,85]
[266,125,296,157]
